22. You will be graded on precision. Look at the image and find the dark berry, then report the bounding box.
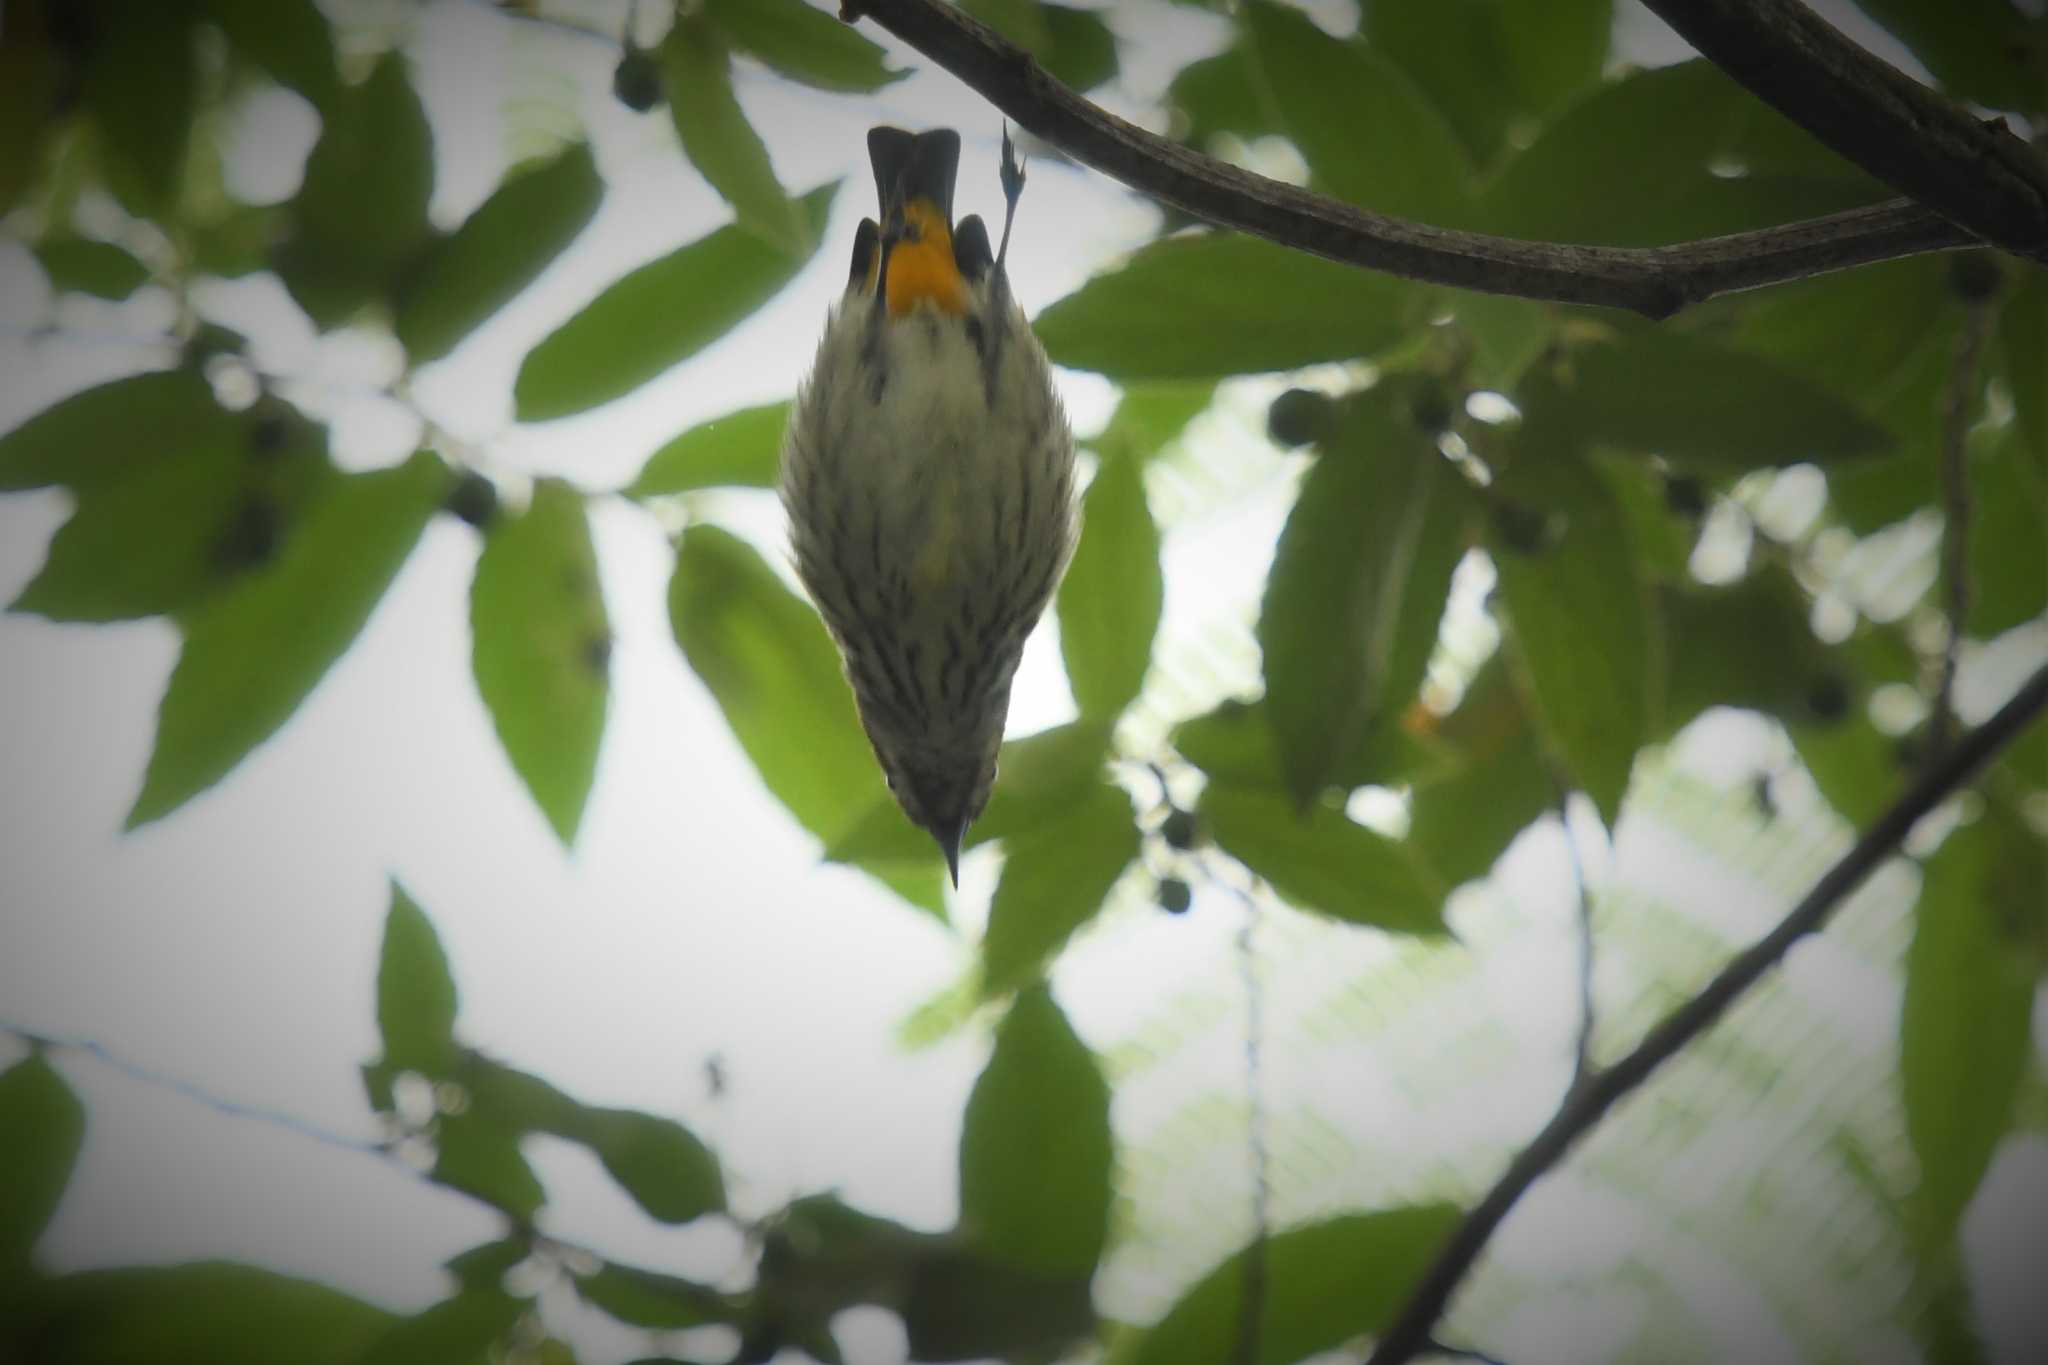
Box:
[1946,251,2002,304]
[1267,388,1332,448]
[612,49,663,112]
[1157,878,1192,914]
[1663,474,1706,520]
[444,471,499,530]
[1491,497,1556,555]
[1159,807,1199,851]
[1805,673,1850,723]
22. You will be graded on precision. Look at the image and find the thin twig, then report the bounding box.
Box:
[1548,783,1599,1093]
[1930,297,1995,759]
[1364,660,2048,1365]
[840,0,1987,319]
[1424,1340,1513,1365]
[1638,0,2048,260]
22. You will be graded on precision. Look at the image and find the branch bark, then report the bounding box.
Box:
[1639,0,2048,260]
[1364,660,2048,1365]
[841,0,2002,319]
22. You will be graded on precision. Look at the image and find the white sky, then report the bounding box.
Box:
[0,3,2042,1364]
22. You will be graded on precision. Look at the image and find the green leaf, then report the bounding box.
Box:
[515,183,835,420]
[1791,710,1898,829]
[1258,394,1467,805]
[1037,4,1119,92]
[18,1263,394,1365]
[0,369,237,494]
[2003,267,2047,475]
[1202,784,1446,934]
[272,54,435,328]
[901,1249,1096,1362]
[0,1054,84,1275]
[459,1059,585,1136]
[1124,1206,1461,1365]
[0,14,63,217]
[668,524,887,847]
[444,1238,531,1294]
[1496,0,1612,122]
[128,452,447,826]
[626,401,788,498]
[432,1110,546,1220]
[1175,697,1450,796]
[567,1108,725,1224]
[1243,0,1470,224]
[981,785,1137,998]
[1964,428,2047,636]
[1059,452,1161,718]
[1088,382,1215,462]
[1658,570,1847,737]
[377,882,460,1077]
[576,1263,732,1330]
[1900,808,2037,1250]
[705,0,905,92]
[1406,663,1554,888]
[1487,431,1651,825]
[1481,60,1886,246]
[34,237,150,300]
[13,402,337,623]
[355,1290,524,1365]
[1036,233,1415,379]
[959,985,1113,1276]
[1167,46,1275,150]
[190,202,287,279]
[394,143,604,364]
[662,14,805,255]
[470,479,610,846]
[202,0,340,108]
[1550,330,1894,470]
[81,3,197,216]
[1848,0,2045,114]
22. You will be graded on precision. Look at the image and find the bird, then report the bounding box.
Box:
[780,126,1077,885]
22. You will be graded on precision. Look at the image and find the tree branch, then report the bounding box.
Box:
[841,0,1986,319]
[1638,0,2048,261]
[1931,290,1996,758]
[1363,660,2048,1365]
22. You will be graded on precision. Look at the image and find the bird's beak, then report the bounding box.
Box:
[935,819,965,888]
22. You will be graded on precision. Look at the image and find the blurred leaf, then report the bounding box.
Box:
[576,1264,731,1330]
[355,1290,523,1365]
[2003,267,2046,475]
[81,2,197,215]
[1089,382,1214,462]
[1548,330,1893,470]
[443,1238,531,1295]
[981,785,1137,998]
[1060,451,1161,718]
[963,0,1117,90]
[127,452,448,826]
[0,1055,84,1275]
[1202,785,1445,934]
[626,401,788,497]
[202,0,339,108]
[1481,61,1886,246]
[459,1058,584,1136]
[1901,808,2036,1249]
[1168,46,1275,150]
[1407,664,1554,888]
[1791,711,1898,829]
[13,403,336,623]
[377,882,459,1078]
[1244,1,1469,223]
[1124,1206,1461,1365]
[1848,0,2045,113]
[190,202,287,279]
[1965,428,2048,636]
[959,985,1113,1276]
[1487,430,1650,825]
[567,1108,725,1224]
[395,142,604,364]
[432,1111,546,1220]
[706,0,905,92]
[1496,0,1611,121]
[662,14,805,254]
[17,1263,394,1364]
[0,11,63,216]
[273,54,435,328]
[33,237,149,299]
[1658,570,1847,736]
[1259,395,1466,805]
[1598,454,1695,583]
[471,479,610,846]
[901,1250,1095,1362]
[1175,696,1450,796]
[1037,233,1414,379]
[1451,289,1554,392]
[669,524,887,846]
[0,369,237,494]
[516,183,835,420]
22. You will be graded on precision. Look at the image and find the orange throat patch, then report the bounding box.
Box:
[879,199,971,318]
